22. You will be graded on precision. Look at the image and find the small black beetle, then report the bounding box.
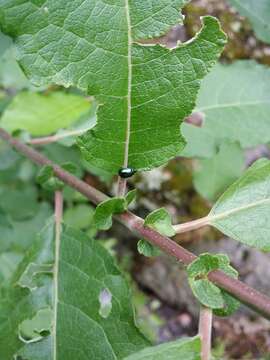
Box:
[118,167,136,178]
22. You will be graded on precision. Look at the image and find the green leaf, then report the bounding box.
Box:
[36,165,54,185]
[194,61,270,148]
[209,158,270,251]
[0,206,12,229]
[0,91,91,136]
[64,204,95,230]
[18,308,53,343]
[0,1,226,173]
[123,336,201,360]
[125,189,137,206]
[194,141,245,201]
[37,163,80,192]
[0,44,31,90]
[0,203,52,253]
[0,31,11,54]
[181,122,217,158]
[137,239,161,258]
[0,184,39,220]
[0,251,23,283]
[94,190,137,230]
[228,0,270,44]
[187,253,220,277]
[79,15,226,173]
[144,208,175,237]
[0,221,150,359]
[130,0,189,40]
[189,278,225,309]
[0,139,20,170]
[36,165,64,192]
[187,253,240,315]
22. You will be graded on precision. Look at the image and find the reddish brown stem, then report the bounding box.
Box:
[117,176,127,197]
[199,306,213,360]
[53,190,63,357]
[54,191,63,240]
[1,127,270,320]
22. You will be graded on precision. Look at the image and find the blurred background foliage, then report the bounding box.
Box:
[0,0,270,358]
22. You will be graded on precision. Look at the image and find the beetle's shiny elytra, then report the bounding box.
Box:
[118,167,136,178]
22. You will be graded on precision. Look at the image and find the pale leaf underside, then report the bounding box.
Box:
[194,61,270,149]
[228,0,270,44]
[207,159,270,251]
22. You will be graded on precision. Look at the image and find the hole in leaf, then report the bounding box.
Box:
[18,307,52,344]
[98,288,112,319]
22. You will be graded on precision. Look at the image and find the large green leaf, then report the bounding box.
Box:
[123,336,201,360]
[0,91,91,136]
[0,221,54,360]
[193,61,270,149]
[194,141,245,201]
[0,221,149,359]
[0,1,226,173]
[208,158,270,251]
[228,0,270,44]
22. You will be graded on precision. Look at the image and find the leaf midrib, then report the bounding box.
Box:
[209,197,270,223]
[123,0,132,168]
[197,100,270,112]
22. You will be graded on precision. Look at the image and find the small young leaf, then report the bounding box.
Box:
[94,190,137,230]
[137,239,161,258]
[187,253,240,316]
[209,158,270,251]
[187,253,220,277]
[36,165,54,185]
[123,336,201,360]
[36,165,64,192]
[189,278,225,309]
[37,162,78,192]
[0,91,91,136]
[144,208,175,237]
